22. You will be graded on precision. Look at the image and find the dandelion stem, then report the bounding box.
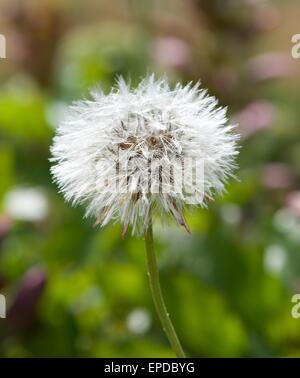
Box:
[144,220,186,358]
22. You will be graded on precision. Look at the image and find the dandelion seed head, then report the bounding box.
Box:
[50,75,239,235]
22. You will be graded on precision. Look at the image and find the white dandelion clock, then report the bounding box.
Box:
[51,75,238,236]
[50,75,239,357]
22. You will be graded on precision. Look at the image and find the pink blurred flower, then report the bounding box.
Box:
[248,52,295,81]
[234,101,276,137]
[7,267,47,332]
[151,37,191,69]
[253,3,280,32]
[285,192,300,219]
[0,216,11,245]
[262,164,295,190]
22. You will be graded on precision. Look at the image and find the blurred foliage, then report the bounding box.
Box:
[1,0,300,357]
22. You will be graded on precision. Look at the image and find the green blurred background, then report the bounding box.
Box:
[0,0,300,357]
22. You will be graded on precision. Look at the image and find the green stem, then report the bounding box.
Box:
[144,220,186,358]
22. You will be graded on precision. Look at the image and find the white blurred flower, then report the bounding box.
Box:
[273,208,298,233]
[273,208,300,242]
[46,101,69,130]
[4,187,49,222]
[220,203,241,225]
[264,244,287,275]
[51,75,238,235]
[126,308,151,335]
